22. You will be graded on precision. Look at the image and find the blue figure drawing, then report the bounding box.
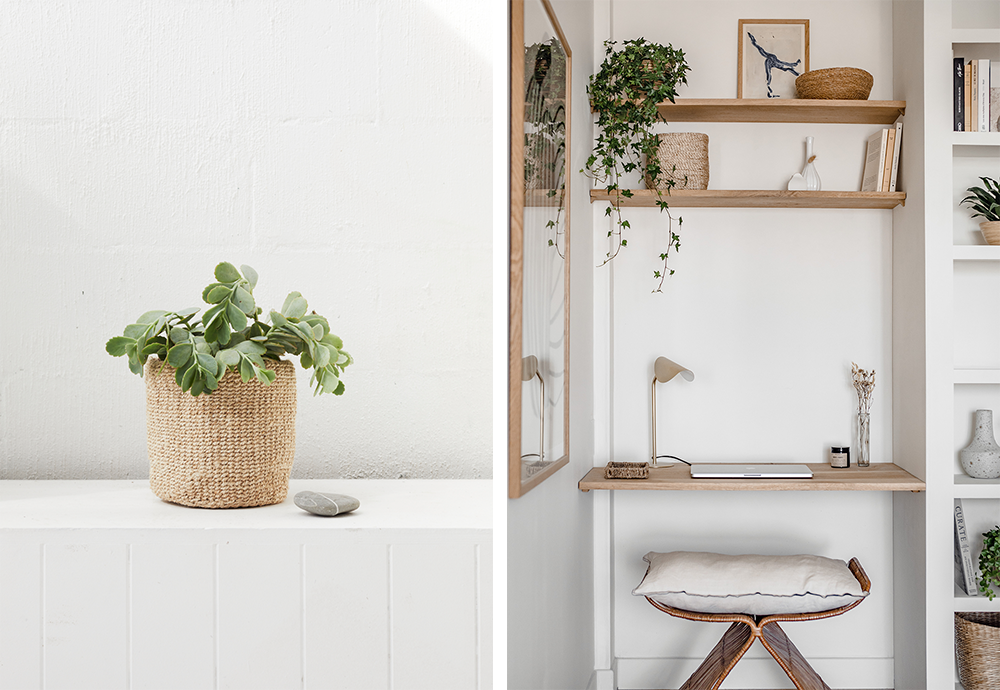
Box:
[747,32,801,98]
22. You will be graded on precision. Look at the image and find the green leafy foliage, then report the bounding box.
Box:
[583,38,690,292]
[106,263,351,397]
[979,525,1000,601]
[962,176,1000,223]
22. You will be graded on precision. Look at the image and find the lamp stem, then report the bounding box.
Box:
[650,376,657,466]
[538,372,545,463]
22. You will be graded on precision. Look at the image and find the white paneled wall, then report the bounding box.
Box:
[0,480,491,690]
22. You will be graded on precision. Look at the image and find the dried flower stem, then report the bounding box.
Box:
[852,362,876,415]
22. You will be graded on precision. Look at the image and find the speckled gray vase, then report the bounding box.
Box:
[960,409,1000,479]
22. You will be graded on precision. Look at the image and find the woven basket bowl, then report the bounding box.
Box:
[956,612,1000,689]
[795,68,873,100]
[145,358,297,509]
[645,132,709,190]
[981,221,1000,246]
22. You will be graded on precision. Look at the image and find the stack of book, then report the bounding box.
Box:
[955,498,978,596]
[861,122,902,193]
[954,58,999,132]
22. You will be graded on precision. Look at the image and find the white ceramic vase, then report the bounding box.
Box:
[960,409,1000,479]
[802,136,821,191]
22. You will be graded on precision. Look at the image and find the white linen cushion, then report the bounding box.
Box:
[632,551,867,615]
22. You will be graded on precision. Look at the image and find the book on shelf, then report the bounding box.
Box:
[955,499,978,596]
[880,126,896,192]
[955,57,965,131]
[992,64,1000,132]
[887,121,902,193]
[861,129,889,192]
[965,62,973,132]
[978,59,991,133]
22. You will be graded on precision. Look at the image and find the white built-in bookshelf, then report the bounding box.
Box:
[943,3,1000,688]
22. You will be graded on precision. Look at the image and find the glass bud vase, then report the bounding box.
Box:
[857,412,871,467]
[960,409,1000,479]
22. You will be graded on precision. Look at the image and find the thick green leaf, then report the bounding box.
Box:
[206,285,231,304]
[314,344,331,368]
[232,286,255,315]
[286,296,308,320]
[217,349,241,367]
[214,262,241,283]
[270,310,288,327]
[196,353,218,376]
[281,291,303,314]
[168,327,190,343]
[300,350,313,369]
[226,302,248,332]
[311,323,324,340]
[128,356,143,375]
[239,357,253,382]
[124,323,150,339]
[175,306,200,318]
[167,342,194,367]
[216,319,231,346]
[240,264,258,290]
[137,310,167,324]
[190,379,205,397]
[234,340,266,355]
[141,342,166,357]
[175,361,190,387]
[322,333,344,349]
[181,363,197,391]
[204,372,219,391]
[105,337,134,357]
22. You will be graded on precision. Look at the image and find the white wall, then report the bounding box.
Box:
[599,1,898,687]
[0,0,492,479]
[508,1,597,688]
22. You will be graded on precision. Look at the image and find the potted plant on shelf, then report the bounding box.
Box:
[106,262,351,509]
[583,38,691,292]
[961,176,1000,245]
[979,525,1000,600]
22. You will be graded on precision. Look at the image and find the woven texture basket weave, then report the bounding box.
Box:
[795,68,873,100]
[645,133,709,191]
[145,358,297,509]
[956,612,1000,689]
[605,461,649,480]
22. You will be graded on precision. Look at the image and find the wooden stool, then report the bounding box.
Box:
[644,558,870,690]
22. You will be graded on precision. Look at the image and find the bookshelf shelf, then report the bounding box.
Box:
[952,132,1000,146]
[648,98,906,124]
[954,368,1000,384]
[951,28,1000,45]
[953,246,1000,261]
[589,189,905,209]
[955,474,1000,498]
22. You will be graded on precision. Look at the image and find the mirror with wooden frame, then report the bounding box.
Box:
[509,0,571,499]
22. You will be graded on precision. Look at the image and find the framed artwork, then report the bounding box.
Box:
[737,19,809,99]
[509,0,571,498]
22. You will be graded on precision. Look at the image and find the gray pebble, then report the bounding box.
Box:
[294,491,360,517]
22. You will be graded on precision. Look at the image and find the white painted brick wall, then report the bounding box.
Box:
[0,0,492,479]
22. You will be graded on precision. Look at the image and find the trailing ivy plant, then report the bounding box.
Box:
[106,262,351,397]
[583,38,691,292]
[979,525,1000,601]
[962,176,1000,222]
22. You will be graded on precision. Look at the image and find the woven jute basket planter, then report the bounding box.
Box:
[145,358,297,509]
[645,133,709,191]
[795,68,873,100]
[957,612,1000,689]
[605,461,650,480]
[980,221,1000,246]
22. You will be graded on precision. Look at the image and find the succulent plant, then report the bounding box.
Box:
[106,262,351,397]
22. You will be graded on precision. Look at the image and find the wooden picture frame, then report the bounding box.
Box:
[737,19,809,99]
[509,0,571,499]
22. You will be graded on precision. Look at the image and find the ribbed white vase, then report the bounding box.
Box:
[960,409,1000,479]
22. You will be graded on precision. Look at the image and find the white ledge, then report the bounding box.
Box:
[0,479,491,531]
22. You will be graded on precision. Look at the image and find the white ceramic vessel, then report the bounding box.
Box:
[960,409,1000,479]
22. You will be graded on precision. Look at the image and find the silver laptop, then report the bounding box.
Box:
[690,463,813,479]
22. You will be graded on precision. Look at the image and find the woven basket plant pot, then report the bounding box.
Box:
[645,133,709,191]
[144,358,297,509]
[980,221,1000,246]
[956,612,1000,689]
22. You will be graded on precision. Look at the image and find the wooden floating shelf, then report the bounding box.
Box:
[954,474,1000,498]
[590,189,906,209]
[579,463,925,492]
[651,98,906,124]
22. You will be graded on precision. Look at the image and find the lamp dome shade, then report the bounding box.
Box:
[654,356,694,383]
